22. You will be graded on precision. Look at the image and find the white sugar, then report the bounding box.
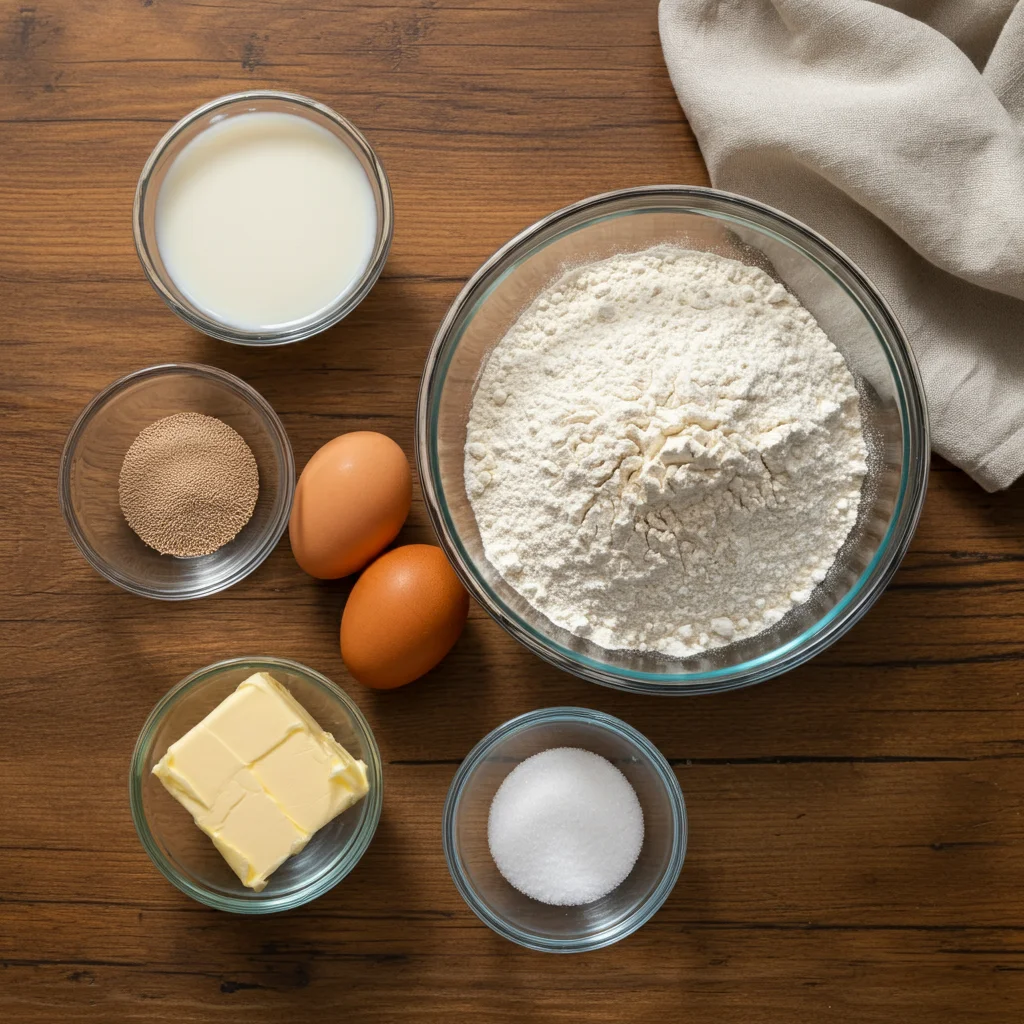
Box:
[487,746,644,906]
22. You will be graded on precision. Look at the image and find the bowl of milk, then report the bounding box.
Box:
[134,91,393,345]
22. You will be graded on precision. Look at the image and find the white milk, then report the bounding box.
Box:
[155,111,378,331]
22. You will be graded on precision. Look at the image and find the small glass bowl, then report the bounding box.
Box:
[133,90,394,345]
[130,656,383,913]
[417,186,930,695]
[59,363,294,600]
[443,707,686,953]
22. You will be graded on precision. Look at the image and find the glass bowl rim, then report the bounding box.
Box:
[133,89,394,347]
[58,362,296,601]
[128,655,384,914]
[442,705,687,953]
[416,185,929,695]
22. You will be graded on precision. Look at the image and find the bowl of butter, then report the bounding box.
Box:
[130,656,382,912]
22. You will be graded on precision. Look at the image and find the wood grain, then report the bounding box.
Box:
[1,1,1023,1021]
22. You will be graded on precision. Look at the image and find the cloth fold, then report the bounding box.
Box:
[659,0,1024,491]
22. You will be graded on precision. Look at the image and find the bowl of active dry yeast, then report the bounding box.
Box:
[417,186,929,695]
[134,91,393,345]
[60,364,294,600]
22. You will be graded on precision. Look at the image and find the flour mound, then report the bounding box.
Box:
[465,247,867,657]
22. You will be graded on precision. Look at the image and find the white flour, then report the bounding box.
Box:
[465,247,867,657]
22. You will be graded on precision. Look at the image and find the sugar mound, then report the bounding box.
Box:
[487,746,644,906]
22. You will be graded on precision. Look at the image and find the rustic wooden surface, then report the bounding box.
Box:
[2,0,1023,1020]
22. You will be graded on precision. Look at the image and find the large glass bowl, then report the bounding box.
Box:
[130,656,383,913]
[443,707,686,953]
[59,363,294,600]
[416,186,929,695]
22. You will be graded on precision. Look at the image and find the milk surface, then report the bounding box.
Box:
[155,111,378,331]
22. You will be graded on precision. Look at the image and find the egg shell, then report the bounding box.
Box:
[289,432,412,579]
[341,544,470,689]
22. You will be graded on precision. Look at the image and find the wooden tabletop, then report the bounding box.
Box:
[3,1,1023,1021]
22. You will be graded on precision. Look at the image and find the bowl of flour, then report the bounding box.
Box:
[416,187,928,694]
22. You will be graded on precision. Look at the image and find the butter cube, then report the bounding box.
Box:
[154,672,369,892]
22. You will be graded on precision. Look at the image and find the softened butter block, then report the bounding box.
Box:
[204,775,307,891]
[252,729,368,834]
[156,725,243,809]
[153,671,369,892]
[202,680,305,765]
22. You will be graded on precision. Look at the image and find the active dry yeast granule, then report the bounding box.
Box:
[119,412,259,558]
[465,246,867,657]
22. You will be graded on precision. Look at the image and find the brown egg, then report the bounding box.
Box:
[341,544,470,689]
[289,432,412,579]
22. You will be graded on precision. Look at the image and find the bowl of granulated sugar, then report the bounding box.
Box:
[443,707,686,953]
[60,363,294,600]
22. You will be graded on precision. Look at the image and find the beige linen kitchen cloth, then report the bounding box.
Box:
[659,0,1024,491]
